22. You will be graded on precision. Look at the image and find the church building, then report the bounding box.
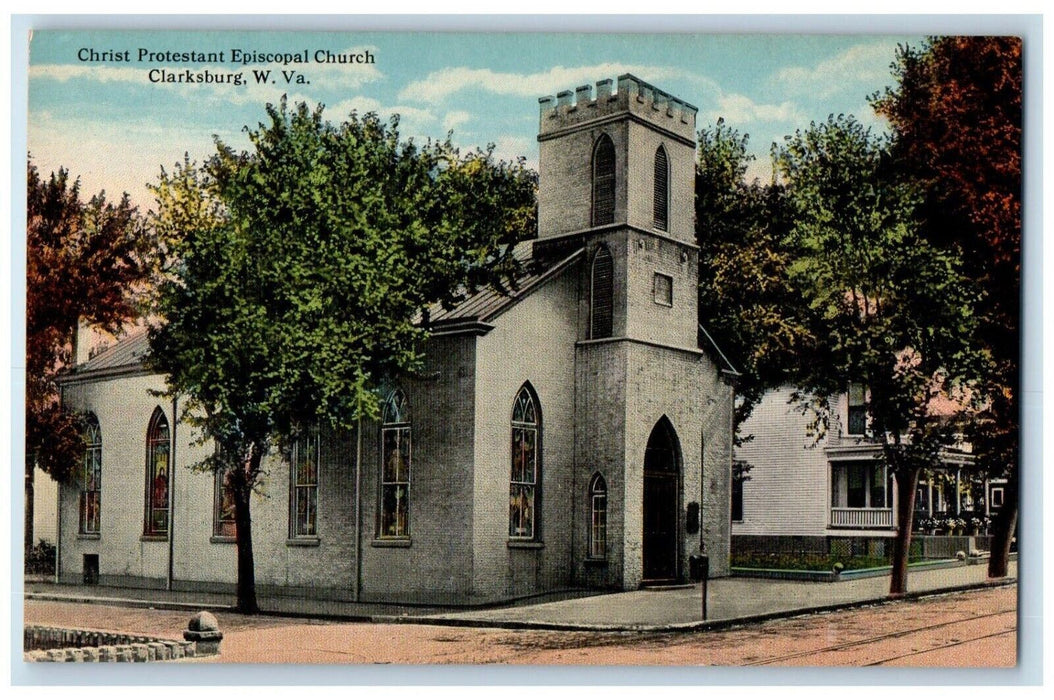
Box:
[55,75,735,606]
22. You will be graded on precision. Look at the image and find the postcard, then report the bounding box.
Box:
[19,23,1025,676]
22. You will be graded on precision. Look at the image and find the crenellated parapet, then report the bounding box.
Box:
[538,74,697,143]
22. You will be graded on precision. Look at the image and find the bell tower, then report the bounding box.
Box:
[536,74,697,244]
[534,74,699,349]
[534,76,725,591]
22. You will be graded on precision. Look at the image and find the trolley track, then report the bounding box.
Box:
[743,607,1016,666]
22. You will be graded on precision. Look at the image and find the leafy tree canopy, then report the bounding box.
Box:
[26,160,152,482]
[873,36,1021,480]
[148,99,536,612]
[873,36,1022,578]
[774,114,982,594]
[695,119,811,440]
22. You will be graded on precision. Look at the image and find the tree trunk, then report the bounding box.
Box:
[233,450,260,615]
[25,460,35,557]
[987,468,1018,578]
[889,466,921,596]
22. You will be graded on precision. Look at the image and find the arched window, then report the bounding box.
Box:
[510,384,541,540]
[592,134,616,226]
[590,245,614,339]
[144,408,170,536]
[653,145,669,231]
[80,415,102,535]
[589,473,607,559]
[380,388,411,538]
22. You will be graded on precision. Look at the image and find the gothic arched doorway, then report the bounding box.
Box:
[643,416,681,583]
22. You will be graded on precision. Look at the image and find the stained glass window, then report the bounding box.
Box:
[589,473,607,558]
[291,431,320,538]
[380,389,410,538]
[79,416,101,535]
[144,408,170,536]
[510,385,540,539]
[214,465,237,539]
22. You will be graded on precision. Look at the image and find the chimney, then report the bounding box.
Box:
[74,319,92,366]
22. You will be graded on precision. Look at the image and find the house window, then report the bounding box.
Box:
[589,473,607,558]
[144,408,170,536]
[592,134,616,226]
[847,383,867,435]
[990,486,1005,509]
[831,462,889,509]
[380,389,411,538]
[653,272,673,306]
[590,245,614,339]
[510,384,540,540]
[653,145,669,231]
[79,416,101,535]
[290,431,320,538]
[214,466,237,539]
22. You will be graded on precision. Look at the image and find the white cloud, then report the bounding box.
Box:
[397,63,690,104]
[325,97,437,139]
[772,42,897,99]
[704,93,806,126]
[487,136,536,167]
[442,110,472,132]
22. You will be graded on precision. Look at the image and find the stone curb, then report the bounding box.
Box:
[382,577,1019,634]
[24,577,1016,637]
[23,624,197,663]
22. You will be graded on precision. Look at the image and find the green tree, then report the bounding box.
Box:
[873,37,1022,578]
[774,115,980,595]
[26,159,152,554]
[695,119,812,490]
[696,120,812,427]
[148,100,536,613]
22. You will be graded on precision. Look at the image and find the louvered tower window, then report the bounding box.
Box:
[653,145,669,231]
[592,134,616,226]
[590,245,614,339]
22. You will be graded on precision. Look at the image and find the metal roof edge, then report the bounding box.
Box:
[477,246,586,324]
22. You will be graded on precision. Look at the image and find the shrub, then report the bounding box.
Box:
[25,539,56,576]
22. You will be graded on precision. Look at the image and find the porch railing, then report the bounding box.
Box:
[830,508,894,529]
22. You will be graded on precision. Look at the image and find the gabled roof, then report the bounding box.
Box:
[59,329,152,383]
[425,240,583,328]
[59,240,582,383]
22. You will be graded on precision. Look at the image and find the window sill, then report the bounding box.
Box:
[653,300,673,308]
[77,533,101,540]
[140,534,168,542]
[286,537,320,547]
[584,557,607,566]
[371,538,412,548]
[210,536,236,544]
[507,540,544,550]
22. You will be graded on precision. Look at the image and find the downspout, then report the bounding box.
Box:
[354,413,363,602]
[55,384,64,583]
[168,394,177,591]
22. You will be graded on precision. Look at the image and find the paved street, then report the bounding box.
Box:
[24,584,1015,666]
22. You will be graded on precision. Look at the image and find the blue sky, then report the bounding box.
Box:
[28,31,923,209]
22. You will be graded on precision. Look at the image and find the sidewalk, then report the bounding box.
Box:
[23,560,1016,633]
